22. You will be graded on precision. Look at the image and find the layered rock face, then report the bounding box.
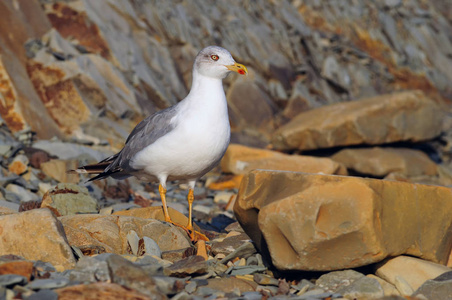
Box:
[1,0,452,299]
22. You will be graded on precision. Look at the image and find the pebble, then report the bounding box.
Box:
[27,278,69,290]
[0,274,27,287]
[143,236,162,258]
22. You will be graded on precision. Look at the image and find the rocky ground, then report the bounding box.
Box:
[1,0,452,299]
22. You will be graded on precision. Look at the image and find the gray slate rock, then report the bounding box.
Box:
[316,269,365,293]
[27,278,69,290]
[413,279,452,300]
[25,289,58,300]
[164,255,208,278]
[337,276,384,299]
[0,275,27,287]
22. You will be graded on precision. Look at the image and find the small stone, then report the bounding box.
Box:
[142,237,161,258]
[219,242,257,264]
[69,256,110,283]
[185,281,197,293]
[8,155,29,175]
[211,233,252,256]
[126,230,140,256]
[376,256,451,291]
[316,270,365,292]
[0,274,27,287]
[55,282,152,300]
[214,192,236,204]
[40,159,79,183]
[205,277,257,294]
[337,276,384,299]
[0,261,34,280]
[27,278,69,290]
[228,265,267,276]
[253,273,279,286]
[106,254,164,298]
[26,289,58,300]
[161,247,196,263]
[164,255,208,277]
[41,183,99,216]
[413,278,452,300]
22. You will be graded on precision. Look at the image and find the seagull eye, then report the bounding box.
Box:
[211,55,219,61]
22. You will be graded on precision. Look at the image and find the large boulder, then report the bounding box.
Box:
[272,91,444,151]
[0,208,76,270]
[234,170,452,271]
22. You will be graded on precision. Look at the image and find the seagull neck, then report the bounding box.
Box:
[188,72,224,101]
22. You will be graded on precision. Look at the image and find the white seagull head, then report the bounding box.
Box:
[194,46,248,79]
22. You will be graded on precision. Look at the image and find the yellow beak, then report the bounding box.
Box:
[226,62,248,75]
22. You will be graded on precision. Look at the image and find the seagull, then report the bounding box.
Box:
[73,46,248,241]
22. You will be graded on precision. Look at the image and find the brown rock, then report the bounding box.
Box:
[376,256,451,291]
[56,282,153,300]
[40,159,79,183]
[8,155,29,175]
[211,233,252,256]
[41,183,98,216]
[221,144,347,175]
[234,170,452,271]
[331,147,438,177]
[0,207,17,216]
[0,0,62,138]
[60,214,191,254]
[161,247,196,263]
[0,261,34,280]
[163,255,208,277]
[113,206,201,232]
[205,277,257,293]
[272,91,443,151]
[0,208,76,270]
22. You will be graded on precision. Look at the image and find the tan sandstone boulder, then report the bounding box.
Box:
[60,214,191,255]
[272,91,443,151]
[0,208,76,270]
[221,144,347,175]
[331,147,438,177]
[234,170,452,271]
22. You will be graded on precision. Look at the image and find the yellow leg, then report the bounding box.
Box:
[187,188,194,231]
[158,184,171,223]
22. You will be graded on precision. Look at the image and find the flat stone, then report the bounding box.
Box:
[60,214,190,254]
[40,159,79,183]
[69,256,110,283]
[41,183,99,216]
[163,255,208,277]
[211,233,252,256]
[8,155,28,175]
[204,277,257,294]
[27,278,69,290]
[26,289,58,300]
[0,274,27,287]
[234,170,452,271]
[221,144,347,175]
[55,282,152,300]
[253,273,279,286]
[0,261,34,280]
[316,270,364,293]
[0,208,76,270]
[272,91,443,151]
[113,206,201,231]
[106,254,164,298]
[413,279,452,300]
[161,247,196,263]
[337,276,384,299]
[376,256,452,291]
[331,147,438,177]
[367,274,400,297]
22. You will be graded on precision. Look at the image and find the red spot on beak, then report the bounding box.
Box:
[238,69,245,75]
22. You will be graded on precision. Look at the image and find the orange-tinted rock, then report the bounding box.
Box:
[208,175,244,190]
[40,159,79,183]
[0,261,34,280]
[376,256,451,291]
[0,0,62,138]
[221,144,347,175]
[56,282,152,300]
[113,206,201,232]
[272,91,443,151]
[234,170,452,271]
[0,208,76,270]
[331,147,438,177]
[60,214,191,254]
[8,155,29,175]
[205,277,257,293]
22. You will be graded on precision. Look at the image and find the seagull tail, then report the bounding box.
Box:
[67,161,121,182]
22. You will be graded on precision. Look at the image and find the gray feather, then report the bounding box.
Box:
[105,105,178,173]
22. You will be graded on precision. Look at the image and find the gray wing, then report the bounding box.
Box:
[105,105,179,173]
